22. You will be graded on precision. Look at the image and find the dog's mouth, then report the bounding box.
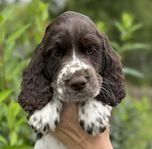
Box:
[60,88,94,102]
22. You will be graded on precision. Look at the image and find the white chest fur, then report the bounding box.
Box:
[34,134,68,149]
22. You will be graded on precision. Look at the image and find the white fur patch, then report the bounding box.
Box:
[56,50,89,96]
[78,99,112,135]
[28,98,62,134]
[34,134,68,149]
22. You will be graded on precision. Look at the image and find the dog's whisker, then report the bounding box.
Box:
[40,86,50,94]
[101,81,116,104]
[101,86,111,97]
[103,78,114,86]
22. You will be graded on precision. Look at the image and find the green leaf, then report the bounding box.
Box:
[0,90,12,103]
[0,15,3,23]
[5,101,21,131]
[2,145,32,149]
[4,41,15,62]
[96,21,105,32]
[130,24,142,33]
[0,136,7,144]
[0,27,5,43]
[6,59,28,80]
[10,132,18,146]
[123,67,144,78]
[121,43,150,52]
[0,7,14,24]
[122,13,133,29]
[16,117,26,126]
[6,24,31,44]
[115,21,124,33]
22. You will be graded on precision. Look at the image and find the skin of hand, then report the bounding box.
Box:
[51,103,113,149]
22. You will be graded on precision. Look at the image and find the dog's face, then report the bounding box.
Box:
[19,11,125,113]
[42,12,104,101]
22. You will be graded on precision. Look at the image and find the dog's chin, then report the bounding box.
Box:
[61,93,91,102]
[57,88,100,102]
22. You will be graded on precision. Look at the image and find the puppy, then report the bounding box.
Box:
[18,11,125,149]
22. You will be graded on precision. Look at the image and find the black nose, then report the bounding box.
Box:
[69,76,87,91]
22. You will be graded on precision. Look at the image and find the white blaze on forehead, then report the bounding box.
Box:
[70,50,88,73]
[72,50,77,62]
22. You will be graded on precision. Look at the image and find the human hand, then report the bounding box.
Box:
[51,102,113,149]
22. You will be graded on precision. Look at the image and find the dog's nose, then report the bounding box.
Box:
[69,76,87,91]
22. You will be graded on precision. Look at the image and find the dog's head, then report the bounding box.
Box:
[19,11,125,113]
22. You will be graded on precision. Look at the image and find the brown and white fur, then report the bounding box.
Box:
[18,11,125,149]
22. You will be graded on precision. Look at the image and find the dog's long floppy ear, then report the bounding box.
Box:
[18,44,53,115]
[97,33,126,106]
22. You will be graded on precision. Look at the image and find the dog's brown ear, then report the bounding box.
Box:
[18,44,53,115]
[97,33,126,106]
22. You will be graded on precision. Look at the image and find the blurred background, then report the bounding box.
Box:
[0,0,152,148]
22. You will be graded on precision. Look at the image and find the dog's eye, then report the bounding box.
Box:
[54,48,63,57]
[85,46,95,55]
[86,48,93,55]
[85,44,100,55]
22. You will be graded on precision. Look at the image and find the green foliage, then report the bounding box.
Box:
[112,13,149,79]
[0,91,32,149]
[0,0,49,148]
[0,7,32,148]
[115,13,142,41]
[111,96,152,149]
[113,13,149,53]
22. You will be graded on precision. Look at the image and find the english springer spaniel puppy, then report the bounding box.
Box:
[18,11,125,149]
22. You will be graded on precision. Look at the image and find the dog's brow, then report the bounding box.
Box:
[46,33,68,47]
[84,33,100,41]
[80,34,101,46]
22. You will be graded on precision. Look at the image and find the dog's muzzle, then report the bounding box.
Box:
[53,58,102,101]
